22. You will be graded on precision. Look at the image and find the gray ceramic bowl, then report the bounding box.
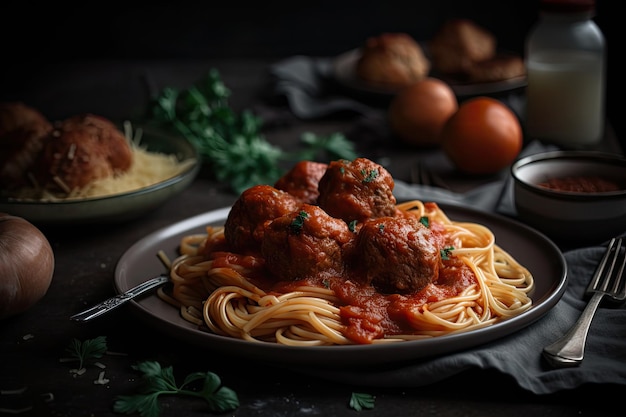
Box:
[0,126,200,225]
[511,150,626,246]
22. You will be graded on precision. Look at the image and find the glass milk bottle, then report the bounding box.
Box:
[525,0,606,147]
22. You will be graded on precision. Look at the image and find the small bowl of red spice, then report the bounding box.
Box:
[511,150,626,246]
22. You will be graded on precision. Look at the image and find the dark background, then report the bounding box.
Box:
[2,2,537,60]
[1,0,622,147]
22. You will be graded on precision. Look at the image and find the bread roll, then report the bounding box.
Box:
[356,33,430,87]
[430,19,496,75]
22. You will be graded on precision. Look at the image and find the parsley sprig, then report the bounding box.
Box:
[349,392,375,411]
[64,336,108,372]
[148,69,357,193]
[289,210,309,235]
[113,361,239,417]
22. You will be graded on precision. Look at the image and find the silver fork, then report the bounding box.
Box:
[543,236,626,368]
[410,160,450,190]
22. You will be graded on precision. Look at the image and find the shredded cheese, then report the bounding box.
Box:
[69,146,195,198]
[11,146,195,201]
[93,371,110,385]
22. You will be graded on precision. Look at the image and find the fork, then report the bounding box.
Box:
[410,160,450,190]
[543,236,626,368]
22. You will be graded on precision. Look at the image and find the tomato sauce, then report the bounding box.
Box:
[538,176,621,193]
[315,257,477,344]
[211,217,478,344]
[211,251,265,270]
[209,251,269,283]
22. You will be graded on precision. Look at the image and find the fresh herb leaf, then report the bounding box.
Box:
[64,336,107,370]
[361,169,378,183]
[289,210,309,235]
[419,216,429,228]
[113,361,238,417]
[441,246,455,260]
[148,69,357,194]
[348,220,358,232]
[297,131,357,162]
[349,392,375,411]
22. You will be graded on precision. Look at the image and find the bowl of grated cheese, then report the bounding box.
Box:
[0,123,200,224]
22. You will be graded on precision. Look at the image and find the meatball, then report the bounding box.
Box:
[261,204,354,281]
[353,216,440,294]
[56,114,133,172]
[0,102,53,190]
[224,184,300,253]
[356,33,431,87]
[317,158,397,223]
[274,160,328,204]
[0,102,51,137]
[0,122,52,190]
[31,114,133,192]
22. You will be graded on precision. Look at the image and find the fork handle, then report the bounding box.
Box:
[542,291,604,368]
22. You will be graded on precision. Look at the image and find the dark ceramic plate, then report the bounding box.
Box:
[114,203,567,369]
[332,48,527,98]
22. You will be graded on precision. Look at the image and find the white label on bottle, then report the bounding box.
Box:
[526,50,604,145]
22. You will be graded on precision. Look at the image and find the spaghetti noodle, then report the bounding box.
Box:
[157,199,534,346]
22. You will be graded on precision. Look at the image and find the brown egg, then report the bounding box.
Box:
[388,77,458,147]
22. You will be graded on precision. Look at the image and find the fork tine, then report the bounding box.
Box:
[410,161,449,190]
[609,238,626,300]
[410,161,428,186]
[420,162,430,185]
[409,164,424,185]
[428,167,450,190]
[589,237,618,292]
[587,237,626,301]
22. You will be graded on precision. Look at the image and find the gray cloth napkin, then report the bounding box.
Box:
[270,55,375,119]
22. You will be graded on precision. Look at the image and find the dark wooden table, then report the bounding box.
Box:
[1,59,623,417]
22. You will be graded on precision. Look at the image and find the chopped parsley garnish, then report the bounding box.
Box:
[441,246,455,260]
[348,220,358,232]
[113,361,239,417]
[378,224,385,232]
[419,216,429,228]
[289,210,309,235]
[360,169,378,183]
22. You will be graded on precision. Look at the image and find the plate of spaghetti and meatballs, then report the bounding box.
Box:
[0,102,199,224]
[114,157,567,367]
